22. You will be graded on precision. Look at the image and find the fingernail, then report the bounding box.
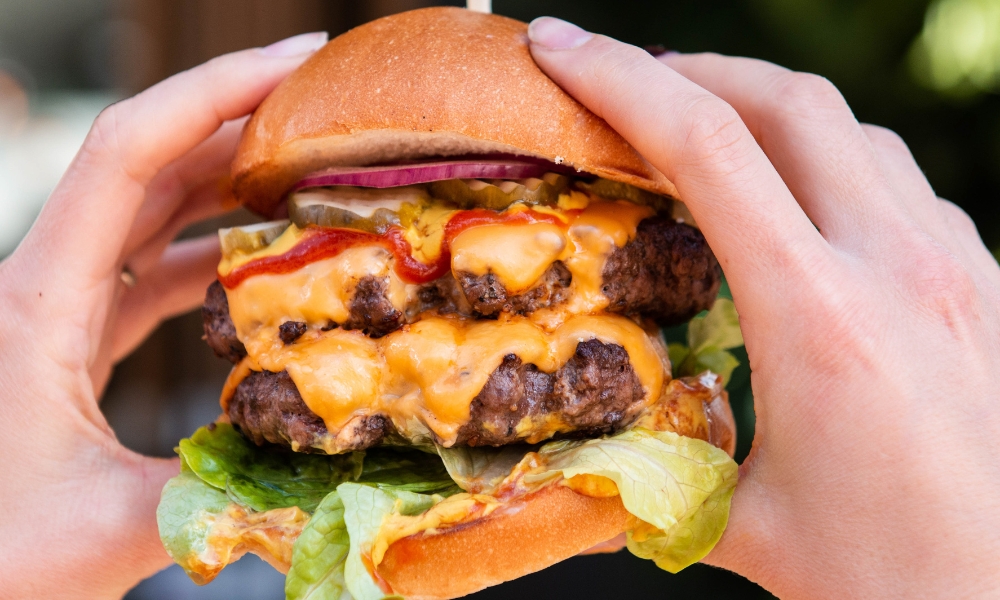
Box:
[260,31,328,57]
[528,17,593,50]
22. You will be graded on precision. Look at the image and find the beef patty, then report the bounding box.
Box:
[602,216,721,326]
[227,340,646,453]
[203,217,719,361]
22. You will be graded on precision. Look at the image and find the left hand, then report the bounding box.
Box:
[0,32,326,599]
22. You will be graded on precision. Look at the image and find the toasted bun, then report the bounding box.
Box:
[377,484,632,600]
[233,7,677,217]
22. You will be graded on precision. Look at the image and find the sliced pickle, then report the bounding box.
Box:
[218,220,290,256]
[575,178,673,212]
[428,172,569,210]
[288,187,428,233]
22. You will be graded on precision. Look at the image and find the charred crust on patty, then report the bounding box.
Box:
[342,275,404,338]
[228,370,393,453]
[203,217,720,356]
[278,321,308,344]
[602,217,721,326]
[227,340,647,453]
[203,280,247,363]
[457,339,645,446]
[457,261,572,318]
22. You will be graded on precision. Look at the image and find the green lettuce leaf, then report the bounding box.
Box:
[156,470,232,585]
[669,298,744,385]
[531,428,738,572]
[435,444,533,493]
[431,429,739,576]
[357,447,462,495]
[285,492,352,600]
[179,423,363,512]
[163,420,737,594]
[339,483,438,600]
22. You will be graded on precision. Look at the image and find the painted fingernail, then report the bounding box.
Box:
[260,31,328,57]
[528,17,593,50]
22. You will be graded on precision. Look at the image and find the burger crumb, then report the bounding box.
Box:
[279,321,308,344]
[207,422,217,432]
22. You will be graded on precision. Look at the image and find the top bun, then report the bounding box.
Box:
[232,7,677,217]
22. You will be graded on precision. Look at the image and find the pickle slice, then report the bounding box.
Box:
[574,178,673,212]
[288,187,428,233]
[218,220,290,256]
[428,172,569,210]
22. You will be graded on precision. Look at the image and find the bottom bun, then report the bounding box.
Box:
[377,484,631,600]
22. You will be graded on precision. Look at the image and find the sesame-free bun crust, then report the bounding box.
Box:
[378,484,632,600]
[233,7,677,216]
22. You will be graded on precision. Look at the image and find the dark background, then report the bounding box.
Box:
[1,0,996,598]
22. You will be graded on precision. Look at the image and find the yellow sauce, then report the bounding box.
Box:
[226,245,406,342]
[371,493,501,568]
[229,313,665,447]
[451,222,569,293]
[219,198,667,448]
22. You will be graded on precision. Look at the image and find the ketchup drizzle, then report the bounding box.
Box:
[218,208,574,289]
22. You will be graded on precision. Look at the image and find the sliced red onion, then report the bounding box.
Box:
[294,159,551,190]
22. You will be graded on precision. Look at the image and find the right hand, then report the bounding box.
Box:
[528,16,1000,599]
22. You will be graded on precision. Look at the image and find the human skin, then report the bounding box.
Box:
[528,16,1000,600]
[1,17,998,600]
[0,32,327,599]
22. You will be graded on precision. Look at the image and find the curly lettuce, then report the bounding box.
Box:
[531,429,737,572]
[160,412,737,598]
[668,298,744,385]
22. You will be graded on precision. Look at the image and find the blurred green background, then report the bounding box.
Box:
[1,0,997,598]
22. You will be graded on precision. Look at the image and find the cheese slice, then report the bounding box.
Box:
[230,313,666,447]
[226,245,407,340]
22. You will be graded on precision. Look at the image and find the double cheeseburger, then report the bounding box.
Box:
[157,7,740,600]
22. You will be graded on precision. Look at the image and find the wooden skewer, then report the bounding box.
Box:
[467,0,492,13]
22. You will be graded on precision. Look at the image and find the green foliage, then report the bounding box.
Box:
[285,493,352,600]
[532,429,738,573]
[156,470,231,585]
[178,423,363,513]
[339,483,440,600]
[668,298,744,385]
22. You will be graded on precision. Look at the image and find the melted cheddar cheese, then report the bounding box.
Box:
[229,313,666,447]
[219,197,667,448]
[226,245,409,334]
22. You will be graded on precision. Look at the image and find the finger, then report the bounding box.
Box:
[527,18,827,318]
[658,52,905,251]
[111,236,219,362]
[122,117,244,258]
[860,125,936,207]
[125,179,234,278]
[860,125,1000,280]
[937,200,1000,283]
[18,32,326,294]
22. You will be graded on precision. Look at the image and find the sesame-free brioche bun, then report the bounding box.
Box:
[232,6,677,217]
[371,389,735,600]
[378,484,632,600]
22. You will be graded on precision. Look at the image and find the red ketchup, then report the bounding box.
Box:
[219,209,575,289]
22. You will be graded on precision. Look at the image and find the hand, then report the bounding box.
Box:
[0,32,327,599]
[528,17,1000,599]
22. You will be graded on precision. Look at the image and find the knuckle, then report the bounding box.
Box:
[862,124,906,151]
[939,199,979,236]
[677,96,748,169]
[906,245,980,330]
[589,42,659,113]
[769,72,848,120]
[862,124,914,162]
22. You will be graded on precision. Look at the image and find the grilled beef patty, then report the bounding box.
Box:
[203,217,719,361]
[227,340,647,453]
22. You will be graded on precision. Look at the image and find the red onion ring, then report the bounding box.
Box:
[293,159,551,190]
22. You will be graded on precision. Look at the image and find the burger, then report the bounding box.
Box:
[157,7,742,599]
